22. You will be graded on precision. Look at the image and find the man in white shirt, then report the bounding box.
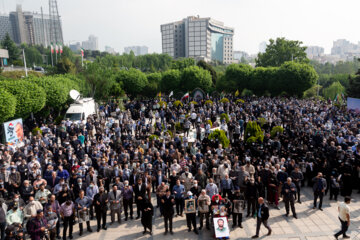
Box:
[334,196,351,239]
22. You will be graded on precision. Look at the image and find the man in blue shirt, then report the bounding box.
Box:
[172,180,185,217]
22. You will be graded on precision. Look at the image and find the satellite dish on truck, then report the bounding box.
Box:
[69,90,80,101]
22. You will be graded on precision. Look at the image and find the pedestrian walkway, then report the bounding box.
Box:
[74,187,360,240]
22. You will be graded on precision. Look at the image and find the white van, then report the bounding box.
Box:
[64,98,97,122]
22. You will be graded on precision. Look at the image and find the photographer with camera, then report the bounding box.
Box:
[26,209,48,240]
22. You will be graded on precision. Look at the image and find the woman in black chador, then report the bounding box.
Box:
[141,198,154,235]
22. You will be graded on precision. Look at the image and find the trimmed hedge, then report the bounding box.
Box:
[0,89,16,123]
[220,113,230,123]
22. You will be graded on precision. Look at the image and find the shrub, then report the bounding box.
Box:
[220,98,229,103]
[207,119,213,128]
[190,101,198,105]
[149,135,159,141]
[1,70,43,79]
[270,126,284,138]
[246,136,258,144]
[205,100,213,105]
[208,129,230,148]
[220,113,229,123]
[173,100,183,108]
[54,115,64,125]
[32,127,42,136]
[245,121,264,142]
[0,89,16,123]
[236,99,245,104]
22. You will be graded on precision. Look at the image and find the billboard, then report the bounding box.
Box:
[347,97,360,113]
[3,118,24,146]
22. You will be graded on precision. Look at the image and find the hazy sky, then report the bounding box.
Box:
[1,0,359,54]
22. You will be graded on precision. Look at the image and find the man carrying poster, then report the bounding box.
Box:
[4,119,24,146]
[185,192,198,234]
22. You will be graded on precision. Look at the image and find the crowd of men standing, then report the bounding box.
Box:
[0,95,359,239]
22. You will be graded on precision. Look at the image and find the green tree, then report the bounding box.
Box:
[141,72,162,98]
[323,81,345,100]
[223,64,253,92]
[160,69,181,93]
[28,76,69,110]
[0,88,16,123]
[256,38,309,67]
[278,62,318,97]
[0,80,46,118]
[55,57,76,74]
[180,66,212,92]
[347,71,360,98]
[22,44,43,66]
[116,68,147,97]
[170,58,195,70]
[303,84,322,98]
[1,33,20,64]
[83,62,117,100]
[197,60,217,86]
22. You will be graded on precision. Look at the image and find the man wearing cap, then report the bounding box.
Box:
[93,186,108,231]
[26,209,48,240]
[185,191,198,234]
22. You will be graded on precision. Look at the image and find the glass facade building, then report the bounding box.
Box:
[161,16,234,64]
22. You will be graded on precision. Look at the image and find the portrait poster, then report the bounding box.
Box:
[198,199,209,213]
[212,205,220,215]
[3,118,24,146]
[219,204,227,216]
[184,199,196,213]
[233,200,245,214]
[213,217,230,238]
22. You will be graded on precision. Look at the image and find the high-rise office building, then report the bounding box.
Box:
[305,46,324,58]
[160,16,234,64]
[0,14,13,41]
[124,46,148,56]
[8,4,63,46]
[82,35,99,51]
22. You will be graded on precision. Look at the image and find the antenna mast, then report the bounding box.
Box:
[49,0,63,45]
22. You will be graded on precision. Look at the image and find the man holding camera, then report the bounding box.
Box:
[27,209,48,240]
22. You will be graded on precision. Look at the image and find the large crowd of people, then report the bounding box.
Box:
[0,96,359,240]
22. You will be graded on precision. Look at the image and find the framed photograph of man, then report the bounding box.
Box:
[219,205,227,216]
[184,199,196,213]
[214,217,230,238]
[233,200,245,214]
[198,199,209,213]
[212,205,220,215]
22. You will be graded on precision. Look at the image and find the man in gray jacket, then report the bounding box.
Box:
[312,172,327,211]
[108,184,122,224]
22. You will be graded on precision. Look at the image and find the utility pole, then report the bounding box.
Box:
[22,49,28,77]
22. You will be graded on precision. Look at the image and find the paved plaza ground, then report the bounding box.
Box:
[73,187,360,240]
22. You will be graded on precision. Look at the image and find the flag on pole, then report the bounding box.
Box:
[60,44,63,54]
[51,44,54,54]
[169,91,173,97]
[55,44,59,54]
[81,48,84,57]
[235,90,239,97]
[181,92,189,101]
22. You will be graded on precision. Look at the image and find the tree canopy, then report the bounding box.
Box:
[256,37,309,67]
